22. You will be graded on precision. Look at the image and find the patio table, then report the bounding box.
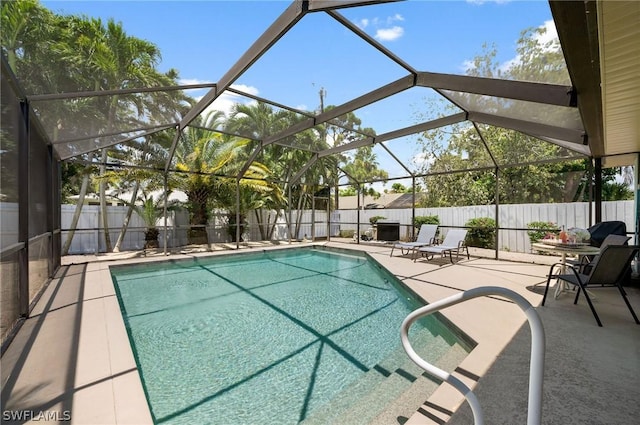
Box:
[532,242,601,298]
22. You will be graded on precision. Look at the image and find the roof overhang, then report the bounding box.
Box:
[550,0,640,167]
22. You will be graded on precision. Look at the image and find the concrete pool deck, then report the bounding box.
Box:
[1,241,639,424]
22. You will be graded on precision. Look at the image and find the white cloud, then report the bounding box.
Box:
[179,78,213,86]
[498,19,560,73]
[228,84,259,97]
[534,19,559,50]
[375,26,404,42]
[195,83,260,120]
[354,14,405,42]
[411,151,434,168]
[387,14,404,24]
[461,59,476,73]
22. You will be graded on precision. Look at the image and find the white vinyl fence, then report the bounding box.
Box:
[57,206,339,254]
[336,201,636,253]
[0,201,635,255]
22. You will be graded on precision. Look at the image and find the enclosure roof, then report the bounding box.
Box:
[8,0,639,174]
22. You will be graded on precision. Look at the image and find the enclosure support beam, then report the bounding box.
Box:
[163,173,169,256]
[588,159,593,226]
[356,185,361,244]
[417,71,575,107]
[18,101,30,317]
[411,176,416,241]
[288,185,293,244]
[469,112,585,144]
[236,180,241,250]
[494,167,500,261]
[179,1,307,130]
[594,157,602,223]
[375,113,467,144]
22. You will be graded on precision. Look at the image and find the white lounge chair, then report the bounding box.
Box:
[390,224,438,257]
[415,228,469,263]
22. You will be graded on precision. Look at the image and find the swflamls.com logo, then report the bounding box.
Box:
[2,410,71,421]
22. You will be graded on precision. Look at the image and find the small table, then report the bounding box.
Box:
[532,242,601,298]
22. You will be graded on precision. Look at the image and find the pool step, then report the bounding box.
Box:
[300,335,468,425]
[368,342,469,425]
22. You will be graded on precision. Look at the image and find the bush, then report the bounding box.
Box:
[413,215,439,228]
[369,215,386,225]
[526,221,559,244]
[465,217,496,249]
[339,229,355,238]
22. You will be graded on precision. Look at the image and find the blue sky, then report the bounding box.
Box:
[43,0,558,189]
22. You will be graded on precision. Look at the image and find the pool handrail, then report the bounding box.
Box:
[400,286,545,425]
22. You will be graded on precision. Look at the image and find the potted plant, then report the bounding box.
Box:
[133,191,180,249]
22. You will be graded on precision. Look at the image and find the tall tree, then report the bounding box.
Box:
[414,24,606,206]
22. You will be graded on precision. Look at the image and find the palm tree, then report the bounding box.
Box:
[173,111,235,244]
[131,190,180,249]
[62,17,181,252]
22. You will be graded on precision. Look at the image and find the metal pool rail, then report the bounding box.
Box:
[400,286,545,425]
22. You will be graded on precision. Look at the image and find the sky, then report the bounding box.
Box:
[42,0,559,190]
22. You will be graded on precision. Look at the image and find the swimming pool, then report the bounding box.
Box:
[111,246,472,424]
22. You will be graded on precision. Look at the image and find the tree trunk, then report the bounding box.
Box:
[255,209,267,241]
[113,179,140,252]
[62,172,90,256]
[99,149,112,252]
[188,189,210,245]
[267,210,281,240]
[294,191,306,240]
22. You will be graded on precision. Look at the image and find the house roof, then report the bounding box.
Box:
[339,192,425,210]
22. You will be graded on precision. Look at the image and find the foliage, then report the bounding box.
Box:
[368,215,386,225]
[465,217,496,249]
[414,24,631,206]
[602,182,633,201]
[339,229,355,239]
[339,187,357,196]
[388,183,410,193]
[526,221,560,244]
[413,215,440,228]
[130,191,180,248]
[342,146,388,191]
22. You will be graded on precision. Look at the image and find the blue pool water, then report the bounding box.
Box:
[111,247,470,424]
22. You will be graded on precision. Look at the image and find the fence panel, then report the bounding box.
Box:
[56,201,635,255]
[336,200,634,253]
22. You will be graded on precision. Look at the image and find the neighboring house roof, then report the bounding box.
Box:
[339,193,425,209]
[384,193,426,209]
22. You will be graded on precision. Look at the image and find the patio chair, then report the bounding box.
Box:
[390,224,438,257]
[542,245,640,327]
[567,234,631,274]
[587,221,627,247]
[415,228,469,263]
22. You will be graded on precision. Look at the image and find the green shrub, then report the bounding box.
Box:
[339,229,355,238]
[413,215,439,228]
[465,217,496,249]
[526,221,559,244]
[369,215,386,225]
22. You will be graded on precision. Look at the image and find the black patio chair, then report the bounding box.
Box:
[587,221,627,247]
[542,245,640,327]
[566,234,631,274]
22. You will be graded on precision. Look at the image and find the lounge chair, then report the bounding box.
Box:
[542,244,640,327]
[390,224,438,257]
[415,228,469,263]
